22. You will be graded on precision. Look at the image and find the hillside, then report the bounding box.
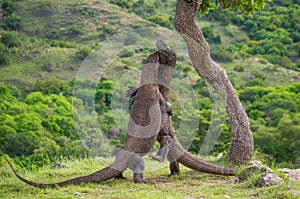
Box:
[0,0,154,93]
[0,0,299,93]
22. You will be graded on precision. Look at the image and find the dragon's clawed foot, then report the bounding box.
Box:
[149,154,164,163]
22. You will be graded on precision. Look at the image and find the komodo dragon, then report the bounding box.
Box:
[6,41,170,187]
[128,88,237,176]
[6,41,237,188]
[128,41,238,176]
[127,40,181,175]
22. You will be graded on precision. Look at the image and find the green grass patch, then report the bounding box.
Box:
[1,157,299,199]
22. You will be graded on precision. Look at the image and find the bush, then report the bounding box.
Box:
[232,14,245,26]
[242,20,258,32]
[50,40,74,48]
[249,45,265,54]
[110,0,132,9]
[0,131,40,157]
[202,26,221,44]
[76,47,92,60]
[47,30,60,40]
[246,78,265,87]
[234,65,245,72]
[0,43,10,65]
[66,25,82,38]
[119,48,134,58]
[211,50,234,63]
[148,16,172,29]
[98,25,114,40]
[0,85,12,98]
[1,0,14,16]
[4,14,22,30]
[0,31,21,48]
[265,55,291,67]
[34,78,66,95]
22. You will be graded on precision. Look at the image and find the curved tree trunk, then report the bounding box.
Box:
[173,0,253,164]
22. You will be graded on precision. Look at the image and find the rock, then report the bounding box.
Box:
[238,165,261,181]
[108,127,121,139]
[238,160,274,181]
[44,63,56,72]
[50,163,69,169]
[279,168,292,173]
[123,65,129,70]
[28,53,39,60]
[256,173,284,187]
[279,168,300,182]
[238,160,285,187]
[73,192,81,197]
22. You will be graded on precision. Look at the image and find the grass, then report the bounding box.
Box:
[1,157,299,199]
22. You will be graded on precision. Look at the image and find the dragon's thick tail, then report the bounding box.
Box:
[6,159,123,188]
[177,151,237,175]
[168,141,237,176]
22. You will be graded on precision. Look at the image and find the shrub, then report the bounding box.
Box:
[248,45,265,55]
[265,55,291,67]
[66,25,82,38]
[47,30,60,40]
[4,14,22,30]
[211,50,234,63]
[249,29,268,40]
[50,40,74,48]
[246,78,265,87]
[232,14,245,26]
[202,26,221,44]
[119,48,134,58]
[76,47,92,60]
[0,131,40,157]
[0,85,12,98]
[110,0,132,9]
[98,25,114,40]
[234,65,245,72]
[0,31,21,48]
[148,16,172,29]
[1,0,14,16]
[34,78,66,95]
[0,43,10,65]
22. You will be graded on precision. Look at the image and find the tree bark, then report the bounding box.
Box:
[173,0,253,163]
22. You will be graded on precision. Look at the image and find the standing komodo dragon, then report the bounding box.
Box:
[129,41,238,176]
[7,41,237,188]
[127,40,180,176]
[6,41,170,187]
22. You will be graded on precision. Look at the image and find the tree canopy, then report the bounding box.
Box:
[199,0,271,15]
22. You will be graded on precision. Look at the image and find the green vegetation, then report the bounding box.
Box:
[206,0,300,71]
[109,0,299,71]
[0,84,88,168]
